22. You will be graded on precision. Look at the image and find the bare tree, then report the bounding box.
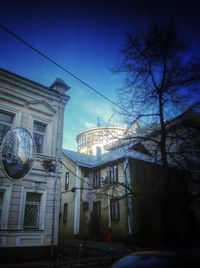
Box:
[113,23,200,168]
[112,23,200,244]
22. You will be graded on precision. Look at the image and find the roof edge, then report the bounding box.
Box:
[0,67,60,95]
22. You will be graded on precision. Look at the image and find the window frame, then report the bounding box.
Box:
[93,170,101,188]
[84,169,89,178]
[0,191,3,224]
[0,185,12,229]
[65,172,69,190]
[98,131,103,141]
[23,192,42,229]
[93,200,101,218]
[63,203,68,223]
[33,120,47,154]
[107,165,118,184]
[110,198,120,221]
[83,202,89,211]
[178,135,200,160]
[20,188,46,230]
[0,110,14,144]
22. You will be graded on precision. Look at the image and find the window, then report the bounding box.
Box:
[94,132,98,142]
[59,212,62,225]
[0,191,4,224]
[136,163,145,183]
[23,192,41,229]
[93,201,101,218]
[110,199,120,221]
[90,133,94,142]
[79,136,86,148]
[0,186,12,229]
[104,132,108,141]
[96,146,102,156]
[63,203,68,223]
[33,121,46,153]
[79,136,83,148]
[98,131,103,141]
[87,134,91,145]
[65,172,69,190]
[84,169,89,178]
[21,189,45,230]
[179,137,200,159]
[83,202,89,211]
[112,131,117,138]
[82,136,86,147]
[0,111,13,143]
[93,170,100,188]
[107,165,118,183]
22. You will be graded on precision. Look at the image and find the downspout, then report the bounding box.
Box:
[108,189,111,228]
[74,165,81,235]
[124,156,133,235]
[51,96,62,257]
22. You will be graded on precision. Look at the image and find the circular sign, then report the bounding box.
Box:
[0,127,35,180]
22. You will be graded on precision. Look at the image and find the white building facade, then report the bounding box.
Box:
[0,68,70,264]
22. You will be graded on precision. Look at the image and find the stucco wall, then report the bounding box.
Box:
[80,161,128,241]
[59,156,76,239]
[0,69,69,252]
[130,159,193,245]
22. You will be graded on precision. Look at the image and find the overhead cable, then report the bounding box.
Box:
[0,23,132,116]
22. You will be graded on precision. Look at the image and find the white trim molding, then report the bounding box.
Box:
[19,187,47,230]
[0,184,12,229]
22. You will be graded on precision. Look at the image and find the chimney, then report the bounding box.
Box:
[50,78,70,95]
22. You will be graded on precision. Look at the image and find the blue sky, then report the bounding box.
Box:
[1,0,200,150]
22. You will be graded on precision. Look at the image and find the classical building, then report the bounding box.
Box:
[76,125,138,156]
[0,68,70,264]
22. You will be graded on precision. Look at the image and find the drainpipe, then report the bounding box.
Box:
[108,189,111,228]
[51,96,62,257]
[50,79,70,258]
[124,156,133,235]
[74,165,81,235]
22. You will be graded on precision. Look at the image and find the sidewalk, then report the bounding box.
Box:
[59,238,135,255]
[58,239,135,265]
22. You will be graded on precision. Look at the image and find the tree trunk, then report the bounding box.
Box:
[158,92,168,168]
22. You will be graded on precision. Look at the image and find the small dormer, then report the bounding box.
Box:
[50,78,70,95]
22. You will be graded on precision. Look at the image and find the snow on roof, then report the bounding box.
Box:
[62,146,157,168]
[62,149,93,167]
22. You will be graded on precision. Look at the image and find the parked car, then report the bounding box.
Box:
[111,250,200,268]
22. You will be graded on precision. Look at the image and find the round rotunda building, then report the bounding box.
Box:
[76,125,138,156]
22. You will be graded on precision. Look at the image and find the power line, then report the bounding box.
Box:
[0,23,153,128]
[61,160,132,200]
[0,23,132,116]
[61,160,93,188]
